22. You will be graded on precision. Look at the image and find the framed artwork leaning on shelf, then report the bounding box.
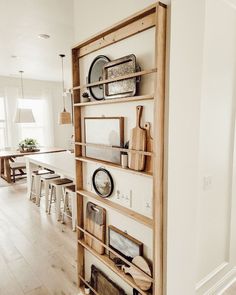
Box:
[84,116,124,164]
[108,225,143,263]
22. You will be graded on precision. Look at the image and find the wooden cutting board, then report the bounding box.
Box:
[85,202,106,255]
[128,105,146,171]
[144,122,153,174]
[122,256,152,291]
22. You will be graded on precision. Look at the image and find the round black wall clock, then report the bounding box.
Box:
[92,168,114,198]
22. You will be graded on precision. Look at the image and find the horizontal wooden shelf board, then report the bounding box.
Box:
[76,156,152,178]
[77,189,153,228]
[72,3,157,50]
[77,225,153,282]
[74,94,154,107]
[73,68,157,90]
[77,13,156,58]
[78,238,150,295]
[75,142,152,157]
[79,277,99,295]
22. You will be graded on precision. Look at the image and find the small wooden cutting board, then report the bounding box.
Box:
[85,202,106,255]
[128,106,146,171]
[122,256,152,291]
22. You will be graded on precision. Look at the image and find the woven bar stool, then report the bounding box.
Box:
[61,185,77,231]
[38,173,61,210]
[29,169,54,203]
[48,178,73,221]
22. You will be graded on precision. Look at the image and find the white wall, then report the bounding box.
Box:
[0,75,73,149]
[166,0,206,294]
[196,0,236,293]
[73,0,157,43]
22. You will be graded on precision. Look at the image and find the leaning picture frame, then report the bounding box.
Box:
[84,117,124,164]
[90,264,126,295]
[108,225,143,263]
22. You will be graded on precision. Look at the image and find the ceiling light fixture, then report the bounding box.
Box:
[14,71,36,123]
[38,33,50,39]
[58,54,71,125]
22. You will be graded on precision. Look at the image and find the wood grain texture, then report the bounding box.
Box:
[77,225,153,284]
[122,256,152,291]
[144,122,153,174]
[78,13,156,58]
[73,68,156,90]
[78,239,149,295]
[72,47,85,288]
[0,184,78,295]
[75,142,152,156]
[223,282,236,295]
[153,3,167,295]
[73,94,154,107]
[76,156,152,178]
[85,203,106,255]
[72,3,157,50]
[128,106,147,171]
[78,189,153,228]
[0,147,66,158]
[72,3,167,294]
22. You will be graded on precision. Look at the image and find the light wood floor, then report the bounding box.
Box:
[0,184,78,295]
[1,183,236,295]
[223,282,236,295]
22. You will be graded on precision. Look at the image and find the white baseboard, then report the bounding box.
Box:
[196,264,236,295]
[196,262,229,291]
[195,263,236,295]
[204,267,236,295]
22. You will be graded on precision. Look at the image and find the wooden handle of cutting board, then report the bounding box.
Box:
[128,105,146,171]
[144,122,152,139]
[136,105,143,128]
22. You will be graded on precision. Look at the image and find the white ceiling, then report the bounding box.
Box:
[0,0,173,85]
[0,0,74,84]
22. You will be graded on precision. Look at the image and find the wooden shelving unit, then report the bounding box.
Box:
[72,2,167,294]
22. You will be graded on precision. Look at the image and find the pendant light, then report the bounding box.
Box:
[58,54,71,124]
[14,71,35,123]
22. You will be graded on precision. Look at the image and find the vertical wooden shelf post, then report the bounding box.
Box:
[72,47,84,288]
[153,3,167,295]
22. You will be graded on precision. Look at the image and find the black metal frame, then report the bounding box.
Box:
[92,167,114,198]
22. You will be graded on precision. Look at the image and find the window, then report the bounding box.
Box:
[18,98,49,146]
[0,97,7,148]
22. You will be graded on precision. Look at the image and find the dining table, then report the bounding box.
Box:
[25,151,76,200]
[0,147,66,183]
